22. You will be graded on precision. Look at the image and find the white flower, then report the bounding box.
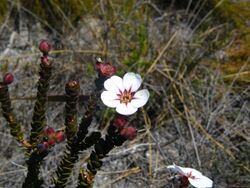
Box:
[101,72,150,115]
[167,164,213,188]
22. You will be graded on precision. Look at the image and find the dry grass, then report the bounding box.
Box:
[0,0,249,187]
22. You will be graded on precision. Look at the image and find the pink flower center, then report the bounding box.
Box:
[117,89,135,105]
[178,171,196,187]
[186,172,195,179]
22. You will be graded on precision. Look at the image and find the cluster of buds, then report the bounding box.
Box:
[39,40,52,66]
[95,57,116,77]
[37,127,65,153]
[85,116,137,176]
[113,115,137,140]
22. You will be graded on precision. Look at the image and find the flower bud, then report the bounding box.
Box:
[120,127,137,140]
[3,73,14,85]
[113,116,127,130]
[37,142,49,152]
[39,40,51,54]
[41,56,52,66]
[95,61,116,77]
[66,80,80,89]
[44,127,55,136]
[48,139,56,146]
[55,130,65,143]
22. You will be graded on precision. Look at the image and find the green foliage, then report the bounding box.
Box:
[20,0,95,33]
[85,63,95,76]
[207,0,250,84]
[123,24,149,70]
[211,0,250,32]
[0,0,7,23]
[114,3,151,72]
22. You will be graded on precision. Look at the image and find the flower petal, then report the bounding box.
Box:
[131,89,150,108]
[188,175,213,188]
[104,75,124,93]
[123,72,142,92]
[101,91,120,107]
[116,103,138,115]
[167,165,177,172]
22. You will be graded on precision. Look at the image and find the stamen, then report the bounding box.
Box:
[187,172,195,179]
[119,89,134,105]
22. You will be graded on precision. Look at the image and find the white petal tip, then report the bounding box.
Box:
[116,103,138,115]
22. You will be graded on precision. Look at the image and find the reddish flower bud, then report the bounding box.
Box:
[39,40,51,54]
[66,80,79,89]
[48,139,56,146]
[3,73,14,85]
[37,142,49,152]
[120,127,137,140]
[55,130,65,143]
[113,116,127,130]
[41,56,52,66]
[44,127,55,136]
[96,61,116,77]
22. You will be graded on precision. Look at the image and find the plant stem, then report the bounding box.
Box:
[30,62,53,145]
[22,151,48,188]
[0,84,26,146]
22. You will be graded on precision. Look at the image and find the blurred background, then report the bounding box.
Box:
[0,0,249,187]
